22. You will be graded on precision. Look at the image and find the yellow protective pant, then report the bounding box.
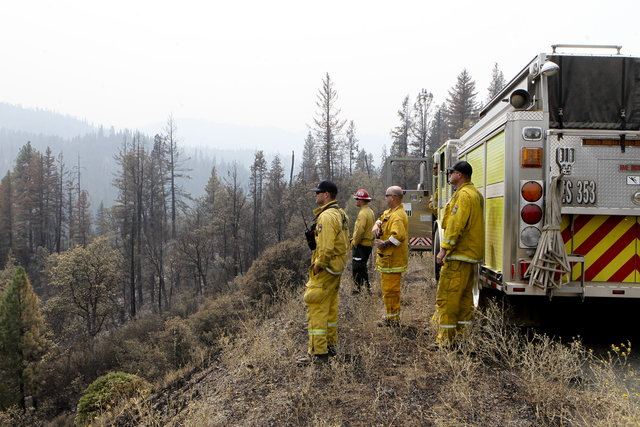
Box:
[303,269,341,355]
[433,260,475,346]
[380,272,402,322]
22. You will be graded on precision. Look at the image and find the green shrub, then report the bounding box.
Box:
[75,371,149,426]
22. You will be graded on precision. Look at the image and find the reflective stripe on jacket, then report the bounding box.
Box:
[312,201,350,275]
[352,204,375,248]
[375,205,409,273]
[441,182,484,264]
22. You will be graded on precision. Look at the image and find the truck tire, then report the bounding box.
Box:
[433,228,441,281]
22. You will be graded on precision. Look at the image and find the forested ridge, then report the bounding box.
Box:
[0,67,506,426]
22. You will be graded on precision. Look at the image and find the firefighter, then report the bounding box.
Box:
[372,186,409,326]
[351,189,375,294]
[431,161,484,348]
[298,180,350,365]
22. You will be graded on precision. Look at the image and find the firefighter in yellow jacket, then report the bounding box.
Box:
[433,161,484,348]
[372,185,408,326]
[351,189,375,294]
[298,180,349,365]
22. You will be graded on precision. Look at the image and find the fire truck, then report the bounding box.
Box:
[432,45,640,320]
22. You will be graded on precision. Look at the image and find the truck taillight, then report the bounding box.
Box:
[521,181,543,202]
[520,180,544,248]
[521,204,542,224]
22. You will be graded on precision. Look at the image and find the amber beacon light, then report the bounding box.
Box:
[521,147,543,168]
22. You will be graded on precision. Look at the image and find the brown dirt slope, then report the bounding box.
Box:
[108,253,637,427]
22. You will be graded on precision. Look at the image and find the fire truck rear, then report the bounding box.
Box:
[433,45,640,321]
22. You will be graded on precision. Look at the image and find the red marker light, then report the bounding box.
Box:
[521,204,542,224]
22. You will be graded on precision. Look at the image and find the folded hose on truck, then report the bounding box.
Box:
[525,174,572,292]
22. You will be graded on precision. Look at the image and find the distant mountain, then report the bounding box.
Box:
[0,104,389,212]
[0,102,97,139]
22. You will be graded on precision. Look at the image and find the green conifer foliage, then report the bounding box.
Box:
[0,266,46,409]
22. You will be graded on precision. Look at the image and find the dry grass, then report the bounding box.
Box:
[77,252,640,427]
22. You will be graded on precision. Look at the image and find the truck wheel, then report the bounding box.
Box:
[433,229,441,281]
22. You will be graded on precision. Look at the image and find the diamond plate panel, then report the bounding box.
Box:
[507,111,544,122]
[549,135,640,209]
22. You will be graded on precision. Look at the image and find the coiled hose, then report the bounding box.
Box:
[525,174,571,291]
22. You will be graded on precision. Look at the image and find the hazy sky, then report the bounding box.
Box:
[2,0,640,142]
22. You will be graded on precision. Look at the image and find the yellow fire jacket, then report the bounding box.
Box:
[441,182,484,264]
[375,205,409,273]
[312,200,350,275]
[351,204,375,248]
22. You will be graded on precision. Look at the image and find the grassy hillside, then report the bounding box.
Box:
[40,253,640,427]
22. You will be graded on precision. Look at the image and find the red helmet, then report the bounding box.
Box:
[354,189,372,200]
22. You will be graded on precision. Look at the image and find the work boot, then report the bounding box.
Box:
[377,318,400,328]
[296,353,329,366]
[328,345,338,357]
[427,343,454,352]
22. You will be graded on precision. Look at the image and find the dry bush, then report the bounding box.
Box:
[157,317,201,369]
[242,238,310,301]
[94,314,210,383]
[0,405,46,427]
[94,314,167,381]
[39,343,93,412]
[570,343,640,426]
[189,297,233,346]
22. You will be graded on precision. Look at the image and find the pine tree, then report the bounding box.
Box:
[222,163,247,278]
[174,166,221,294]
[52,153,69,254]
[112,136,145,317]
[70,190,93,248]
[345,121,359,177]
[486,62,506,103]
[203,166,221,220]
[445,69,479,138]
[0,172,13,267]
[162,115,192,238]
[249,151,267,260]
[428,104,448,153]
[265,155,287,242]
[390,95,418,189]
[12,142,35,266]
[300,132,317,185]
[411,89,434,157]
[95,201,110,238]
[144,137,171,310]
[355,149,374,176]
[0,266,46,409]
[310,73,346,180]
[390,95,413,158]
